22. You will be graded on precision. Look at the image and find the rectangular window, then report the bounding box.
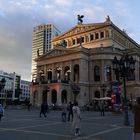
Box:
[100,32,104,38]
[72,39,75,45]
[81,37,84,43]
[90,34,94,41]
[77,38,81,44]
[95,33,99,39]
[77,37,84,44]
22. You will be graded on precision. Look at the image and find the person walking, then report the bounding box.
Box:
[40,103,47,118]
[99,101,105,116]
[61,103,67,122]
[27,103,32,111]
[72,102,81,136]
[132,97,140,140]
[67,101,73,121]
[0,104,4,121]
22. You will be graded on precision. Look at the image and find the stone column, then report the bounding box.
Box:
[101,59,105,83]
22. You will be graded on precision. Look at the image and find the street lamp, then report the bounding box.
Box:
[71,83,80,103]
[112,54,135,126]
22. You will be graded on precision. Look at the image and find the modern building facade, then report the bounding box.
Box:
[20,80,31,101]
[0,70,31,105]
[32,24,61,81]
[30,16,140,107]
[0,71,14,104]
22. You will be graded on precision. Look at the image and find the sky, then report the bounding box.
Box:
[0,0,140,81]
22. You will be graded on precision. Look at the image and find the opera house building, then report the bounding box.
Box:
[30,16,140,107]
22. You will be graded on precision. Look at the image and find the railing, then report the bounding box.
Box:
[32,79,70,85]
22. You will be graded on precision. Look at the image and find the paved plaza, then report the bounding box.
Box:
[0,108,140,140]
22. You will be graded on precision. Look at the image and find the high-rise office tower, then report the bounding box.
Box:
[32,24,61,81]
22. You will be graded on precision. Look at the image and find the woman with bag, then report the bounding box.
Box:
[72,102,81,136]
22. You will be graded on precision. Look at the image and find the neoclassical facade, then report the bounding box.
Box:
[30,17,140,107]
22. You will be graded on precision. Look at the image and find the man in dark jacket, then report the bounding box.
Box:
[67,101,73,121]
[40,103,48,118]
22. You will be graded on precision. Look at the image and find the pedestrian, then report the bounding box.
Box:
[67,101,73,121]
[0,104,4,121]
[99,101,105,116]
[61,103,67,122]
[132,97,140,140]
[72,102,81,136]
[27,103,32,111]
[40,103,47,118]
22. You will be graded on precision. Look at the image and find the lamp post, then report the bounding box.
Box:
[71,83,80,103]
[112,55,135,126]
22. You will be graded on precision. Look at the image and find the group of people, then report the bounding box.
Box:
[1,97,140,138]
[61,101,73,122]
[39,101,81,136]
[61,101,81,136]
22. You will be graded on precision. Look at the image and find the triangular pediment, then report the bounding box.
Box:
[36,47,77,60]
[53,22,111,42]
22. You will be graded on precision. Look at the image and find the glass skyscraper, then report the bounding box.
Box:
[32,24,61,81]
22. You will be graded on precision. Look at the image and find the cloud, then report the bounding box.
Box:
[0,0,140,81]
[54,0,73,7]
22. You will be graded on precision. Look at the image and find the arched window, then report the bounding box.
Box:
[94,66,100,81]
[47,70,52,81]
[64,66,70,81]
[51,89,57,104]
[61,90,67,103]
[104,65,112,81]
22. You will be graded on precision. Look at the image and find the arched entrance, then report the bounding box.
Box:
[61,90,67,103]
[51,89,57,104]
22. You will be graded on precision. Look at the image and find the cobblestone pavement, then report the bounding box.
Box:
[0,108,139,140]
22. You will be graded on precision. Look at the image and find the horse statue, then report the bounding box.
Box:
[77,15,84,24]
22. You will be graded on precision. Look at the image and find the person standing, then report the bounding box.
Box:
[0,104,4,121]
[61,103,67,122]
[99,101,105,116]
[132,97,140,140]
[27,103,32,111]
[67,101,73,121]
[40,103,47,118]
[72,102,81,136]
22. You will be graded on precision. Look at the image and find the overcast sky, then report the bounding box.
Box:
[0,0,140,81]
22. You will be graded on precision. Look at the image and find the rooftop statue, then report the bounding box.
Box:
[106,15,111,22]
[77,15,84,24]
